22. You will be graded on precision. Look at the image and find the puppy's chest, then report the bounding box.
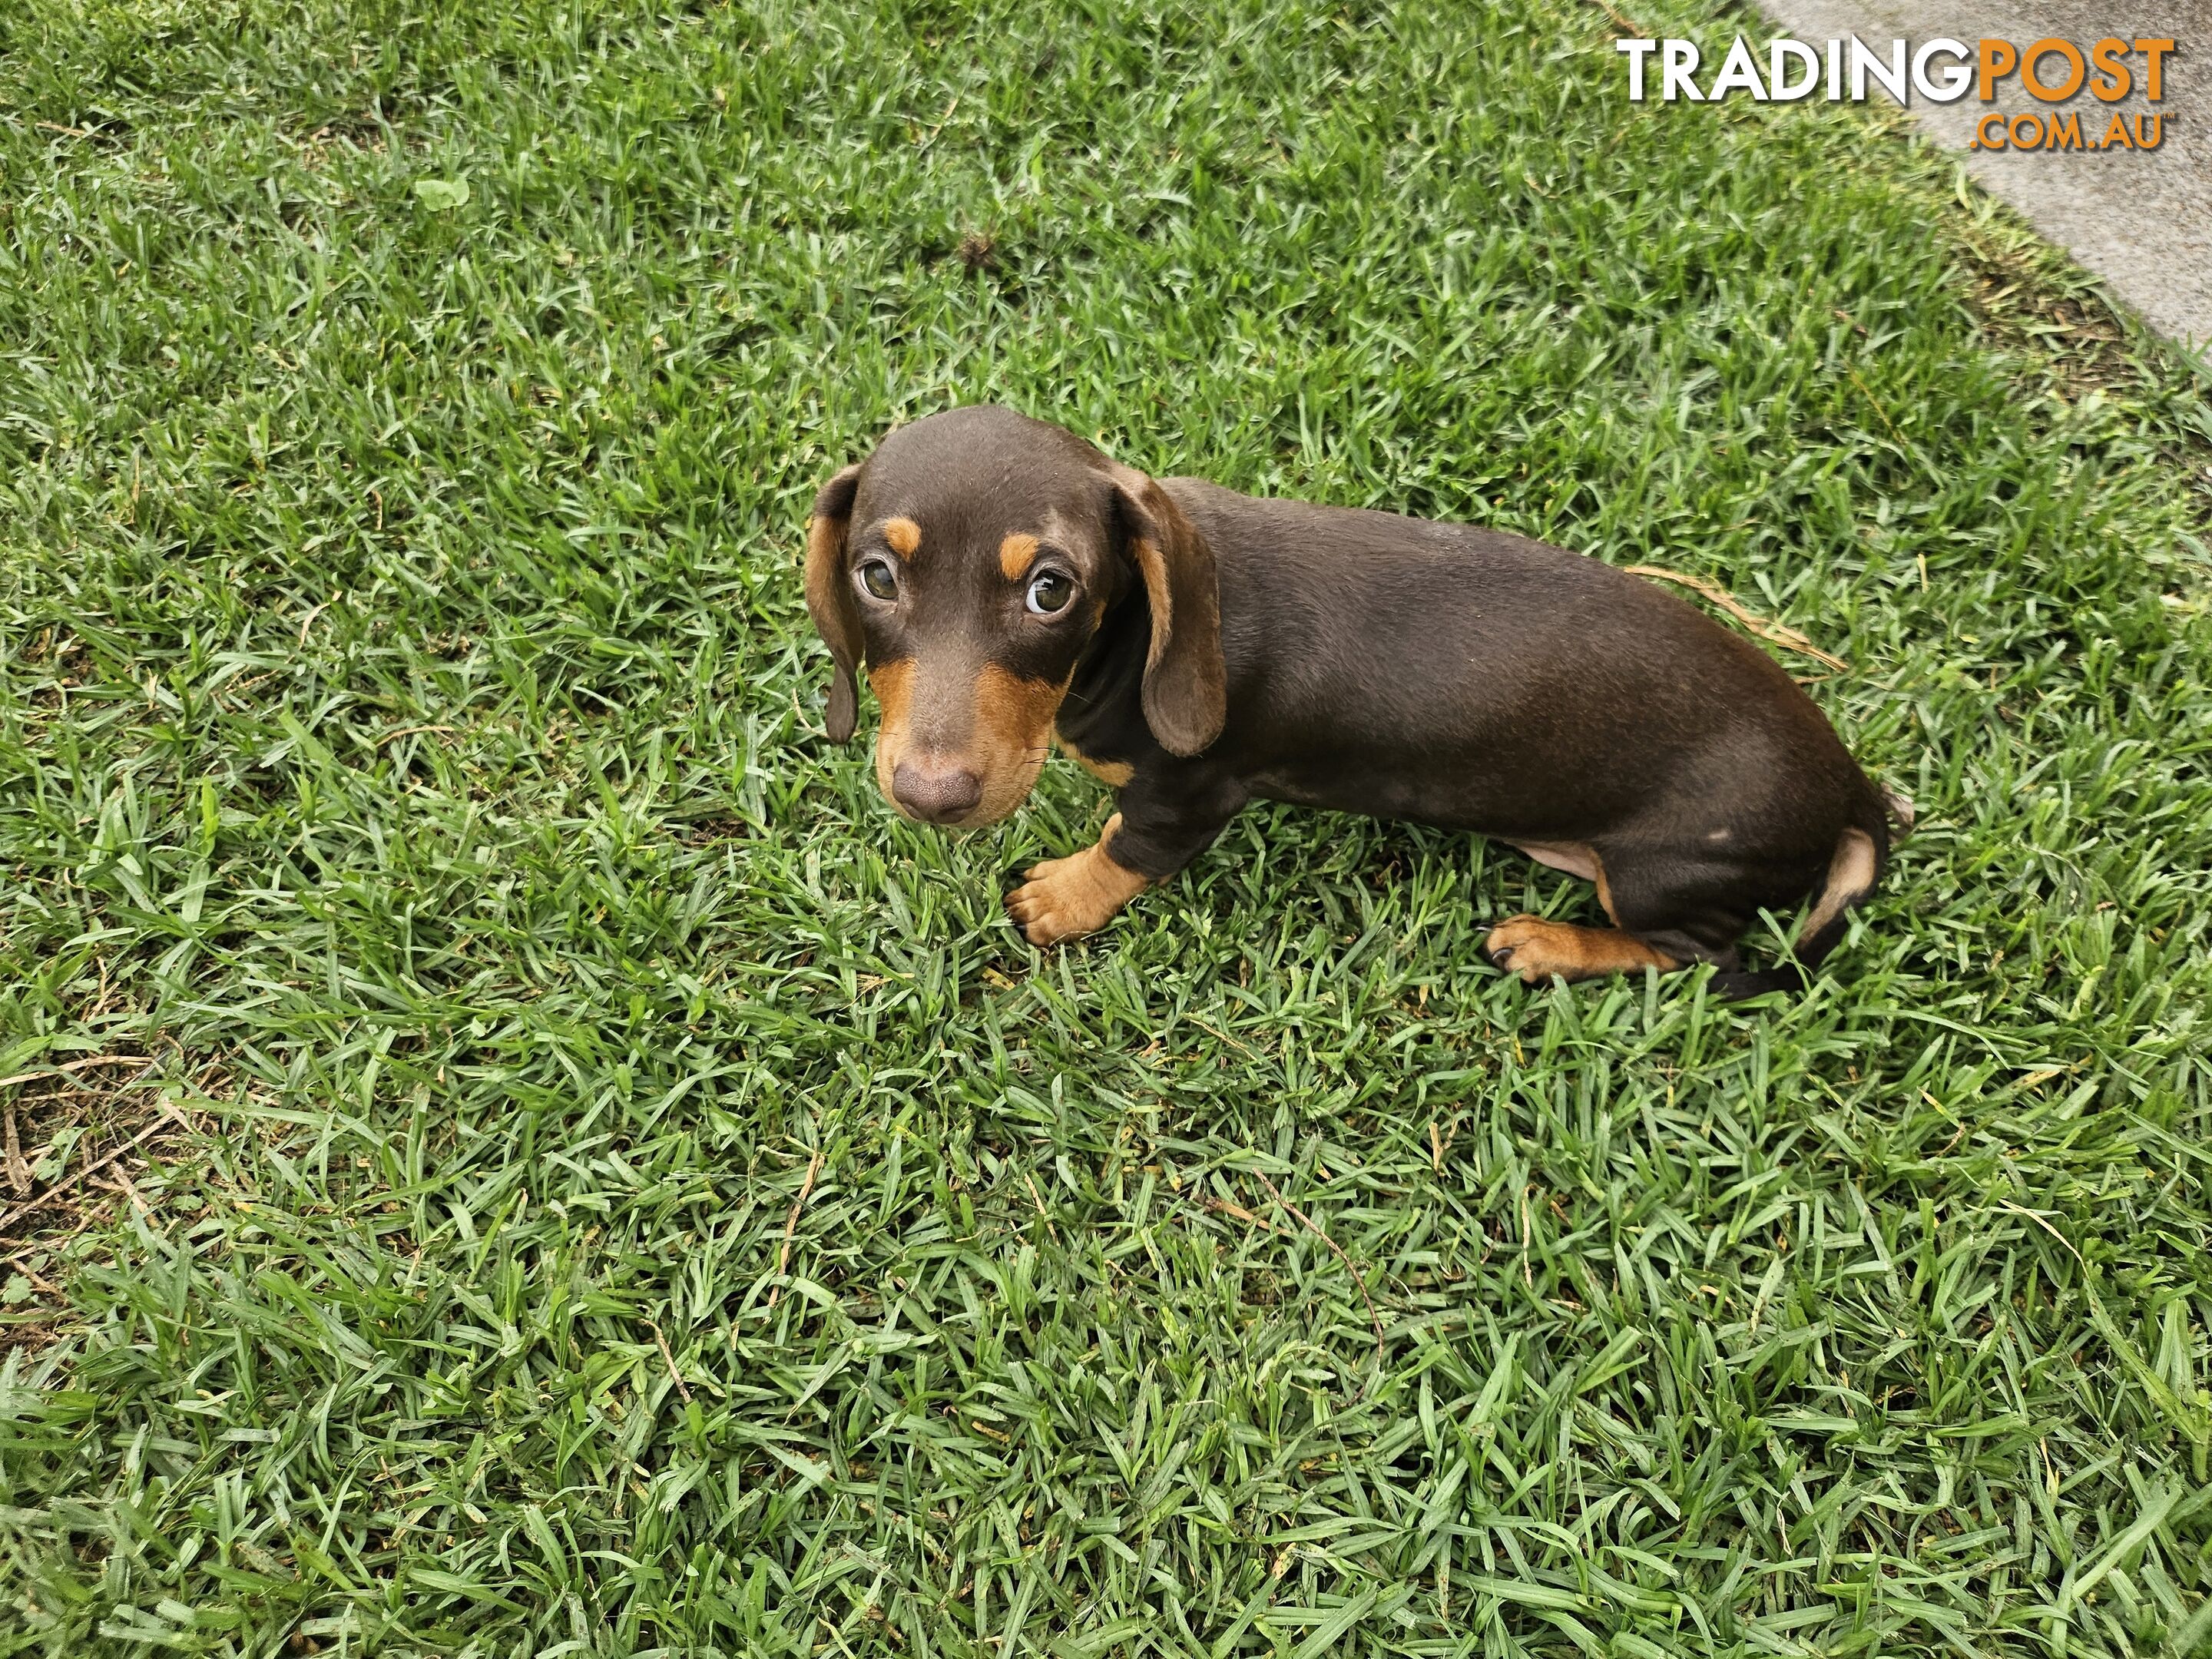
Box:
[1050,669,1147,788]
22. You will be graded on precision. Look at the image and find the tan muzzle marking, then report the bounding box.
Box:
[869,657,1067,826]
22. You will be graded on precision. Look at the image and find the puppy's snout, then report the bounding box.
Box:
[891,757,983,823]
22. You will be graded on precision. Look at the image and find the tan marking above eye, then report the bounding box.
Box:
[882,518,921,559]
[998,533,1040,581]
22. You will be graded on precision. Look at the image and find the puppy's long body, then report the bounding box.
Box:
[806,406,1896,996]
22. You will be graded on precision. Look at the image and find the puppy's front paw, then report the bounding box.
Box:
[1005,856,1108,946]
[1004,816,1149,947]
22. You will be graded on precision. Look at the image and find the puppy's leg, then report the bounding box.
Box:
[1006,813,1151,945]
[1485,848,1740,986]
[1482,916,1681,983]
[1006,770,1246,948]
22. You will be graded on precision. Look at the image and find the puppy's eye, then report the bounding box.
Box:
[856,558,899,602]
[1026,570,1075,616]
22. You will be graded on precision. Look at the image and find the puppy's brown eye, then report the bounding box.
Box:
[1026,570,1075,616]
[856,558,899,602]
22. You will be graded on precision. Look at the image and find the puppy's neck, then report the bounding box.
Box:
[1056,589,1152,743]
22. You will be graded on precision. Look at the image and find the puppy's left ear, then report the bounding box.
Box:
[803,462,865,742]
[1110,464,1226,757]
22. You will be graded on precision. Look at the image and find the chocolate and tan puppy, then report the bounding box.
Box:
[803,406,1901,997]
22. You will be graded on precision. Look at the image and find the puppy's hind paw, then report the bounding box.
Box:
[1483,915,1556,984]
[1484,915,1677,985]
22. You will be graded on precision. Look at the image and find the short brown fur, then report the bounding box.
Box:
[882,517,921,559]
[998,533,1040,581]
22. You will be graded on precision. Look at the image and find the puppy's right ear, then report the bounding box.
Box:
[803,463,865,742]
[1108,464,1226,757]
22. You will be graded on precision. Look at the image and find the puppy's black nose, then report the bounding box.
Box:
[892,759,982,823]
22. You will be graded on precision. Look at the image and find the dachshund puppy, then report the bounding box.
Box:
[804,406,1901,996]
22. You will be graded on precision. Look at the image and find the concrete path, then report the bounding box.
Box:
[1754,0,2210,350]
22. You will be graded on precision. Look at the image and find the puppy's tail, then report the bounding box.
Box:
[1711,789,1902,1000]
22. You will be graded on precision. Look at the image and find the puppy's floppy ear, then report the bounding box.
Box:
[1109,464,1226,757]
[803,462,865,743]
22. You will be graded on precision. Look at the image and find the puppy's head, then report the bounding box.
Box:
[804,406,1224,826]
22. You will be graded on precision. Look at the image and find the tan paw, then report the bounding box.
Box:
[1484,915,1676,985]
[1005,814,1150,946]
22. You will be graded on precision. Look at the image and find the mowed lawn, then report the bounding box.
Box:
[3,0,2211,1652]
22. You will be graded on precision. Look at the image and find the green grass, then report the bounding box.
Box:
[3,0,2211,1653]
